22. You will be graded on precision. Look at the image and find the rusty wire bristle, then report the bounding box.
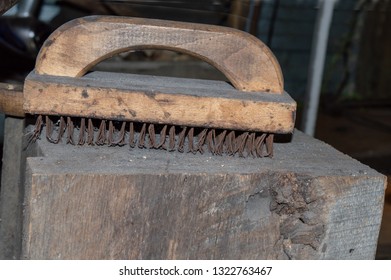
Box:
[29,115,274,157]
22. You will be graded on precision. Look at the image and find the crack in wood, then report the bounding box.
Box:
[269,173,326,258]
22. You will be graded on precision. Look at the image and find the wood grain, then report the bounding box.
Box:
[35,15,284,93]
[24,72,295,133]
[21,130,387,259]
[0,117,26,259]
[0,83,24,117]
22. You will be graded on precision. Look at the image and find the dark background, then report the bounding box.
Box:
[0,0,390,258]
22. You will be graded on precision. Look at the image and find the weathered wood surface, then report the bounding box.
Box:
[34,15,283,93]
[0,83,24,117]
[21,130,386,259]
[24,72,296,133]
[0,117,26,259]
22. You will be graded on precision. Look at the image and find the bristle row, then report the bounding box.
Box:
[29,115,273,157]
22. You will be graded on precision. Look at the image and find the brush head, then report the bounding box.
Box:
[30,115,275,158]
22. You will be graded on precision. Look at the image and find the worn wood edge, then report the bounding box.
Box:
[24,73,296,133]
[0,83,25,117]
[20,159,33,260]
[23,129,383,178]
[0,117,25,259]
[34,15,284,93]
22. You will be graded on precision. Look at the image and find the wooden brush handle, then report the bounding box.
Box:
[35,16,284,93]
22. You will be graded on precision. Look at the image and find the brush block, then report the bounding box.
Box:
[19,130,386,259]
[24,72,296,134]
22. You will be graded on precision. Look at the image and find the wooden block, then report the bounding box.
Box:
[0,117,26,259]
[21,130,386,259]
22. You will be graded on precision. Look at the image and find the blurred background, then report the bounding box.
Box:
[0,0,390,258]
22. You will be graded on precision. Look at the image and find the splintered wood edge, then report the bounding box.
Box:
[24,73,296,133]
[34,15,284,93]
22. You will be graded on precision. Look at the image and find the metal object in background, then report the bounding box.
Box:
[15,0,41,17]
[0,0,19,15]
[301,0,336,136]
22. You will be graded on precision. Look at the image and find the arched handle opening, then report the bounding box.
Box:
[35,16,284,93]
